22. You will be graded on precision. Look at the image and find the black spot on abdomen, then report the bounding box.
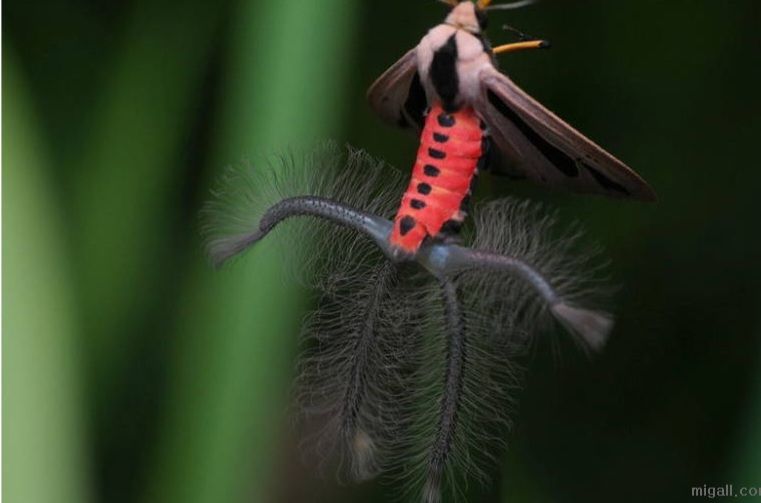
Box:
[428,148,446,159]
[438,113,456,128]
[399,216,416,236]
[424,165,441,177]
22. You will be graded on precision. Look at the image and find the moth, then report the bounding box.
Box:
[369,0,655,254]
[205,2,642,501]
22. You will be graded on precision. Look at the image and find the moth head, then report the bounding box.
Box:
[441,1,537,33]
[443,1,483,34]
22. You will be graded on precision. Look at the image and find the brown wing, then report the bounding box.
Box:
[367,47,427,131]
[475,65,656,201]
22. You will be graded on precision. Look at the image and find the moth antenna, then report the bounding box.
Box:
[492,39,550,55]
[501,23,531,41]
[482,0,538,11]
[437,0,459,7]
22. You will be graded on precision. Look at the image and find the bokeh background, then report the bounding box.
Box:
[4,0,761,501]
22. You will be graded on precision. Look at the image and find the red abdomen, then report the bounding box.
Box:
[390,103,484,254]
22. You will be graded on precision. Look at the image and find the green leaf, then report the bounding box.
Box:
[71,0,229,381]
[3,51,91,503]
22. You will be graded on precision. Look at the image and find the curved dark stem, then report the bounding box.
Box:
[209,196,394,267]
[424,278,466,503]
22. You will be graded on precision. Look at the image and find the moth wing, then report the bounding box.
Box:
[367,47,427,131]
[475,65,656,201]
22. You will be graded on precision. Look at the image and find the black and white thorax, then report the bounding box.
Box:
[417,18,494,113]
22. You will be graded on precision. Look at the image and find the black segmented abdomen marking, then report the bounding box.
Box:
[438,113,456,128]
[428,148,446,159]
[390,105,483,252]
[424,165,441,177]
[399,216,416,236]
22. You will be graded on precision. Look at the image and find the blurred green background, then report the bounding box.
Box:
[4,0,761,502]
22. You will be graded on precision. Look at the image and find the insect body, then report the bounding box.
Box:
[390,103,485,253]
[370,0,656,255]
